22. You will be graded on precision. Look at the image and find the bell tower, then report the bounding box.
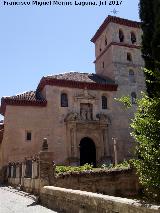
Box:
[91,16,146,99]
[91,16,146,161]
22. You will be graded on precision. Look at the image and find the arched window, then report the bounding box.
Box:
[127,53,132,62]
[61,93,68,107]
[102,96,107,109]
[99,40,102,52]
[119,29,124,42]
[131,92,137,104]
[105,36,108,46]
[131,32,136,44]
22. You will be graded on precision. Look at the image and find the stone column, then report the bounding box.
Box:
[70,128,74,157]
[16,164,20,178]
[39,138,55,187]
[32,160,38,179]
[11,165,14,178]
[102,128,107,156]
[112,137,118,165]
[39,151,55,187]
[21,162,26,178]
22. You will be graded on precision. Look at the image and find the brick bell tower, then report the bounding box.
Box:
[91,16,146,161]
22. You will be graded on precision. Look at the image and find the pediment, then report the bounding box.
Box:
[74,88,96,100]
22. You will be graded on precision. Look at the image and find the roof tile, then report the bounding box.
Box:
[45,72,115,85]
[4,91,46,102]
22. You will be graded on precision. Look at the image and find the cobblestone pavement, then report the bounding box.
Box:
[0,186,58,213]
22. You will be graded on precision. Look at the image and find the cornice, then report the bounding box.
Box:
[94,42,141,63]
[37,77,118,92]
[91,16,141,43]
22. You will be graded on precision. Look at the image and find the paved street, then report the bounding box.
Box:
[0,186,58,213]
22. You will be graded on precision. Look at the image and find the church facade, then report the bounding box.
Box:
[0,16,146,167]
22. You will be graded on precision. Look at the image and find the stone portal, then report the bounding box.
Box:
[80,137,96,167]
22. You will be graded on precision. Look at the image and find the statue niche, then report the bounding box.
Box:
[80,103,93,120]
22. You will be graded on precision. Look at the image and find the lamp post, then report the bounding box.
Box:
[112,137,118,166]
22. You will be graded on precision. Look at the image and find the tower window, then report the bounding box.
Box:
[102,96,107,109]
[127,53,132,62]
[131,32,136,44]
[102,62,105,68]
[119,30,124,42]
[129,70,136,83]
[61,93,68,107]
[26,131,32,141]
[105,36,108,46]
[131,92,137,104]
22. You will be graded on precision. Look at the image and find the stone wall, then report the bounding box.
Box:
[40,186,160,213]
[54,168,139,197]
[6,149,140,198]
[7,150,55,194]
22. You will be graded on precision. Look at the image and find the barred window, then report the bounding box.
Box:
[25,160,32,178]
[102,96,107,109]
[61,93,68,107]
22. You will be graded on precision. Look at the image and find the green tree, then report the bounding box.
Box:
[139,0,160,97]
[139,0,155,96]
[131,94,160,201]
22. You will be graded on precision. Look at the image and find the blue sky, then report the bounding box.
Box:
[0,0,140,119]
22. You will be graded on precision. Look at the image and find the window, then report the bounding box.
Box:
[127,53,132,62]
[13,164,16,178]
[61,93,68,107]
[26,131,32,141]
[105,36,108,46]
[131,92,137,104]
[102,62,105,68]
[129,70,136,83]
[131,32,136,44]
[25,160,32,178]
[102,96,107,109]
[119,29,124,42]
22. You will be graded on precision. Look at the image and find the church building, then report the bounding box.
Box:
[0,16,146,168]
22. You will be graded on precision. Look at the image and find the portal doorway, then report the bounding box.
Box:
[80,137,96,167]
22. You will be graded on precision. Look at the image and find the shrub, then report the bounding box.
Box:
[55,163,93,174]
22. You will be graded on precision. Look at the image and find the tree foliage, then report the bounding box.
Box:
[131,93,160,201]
[139,0,160,97]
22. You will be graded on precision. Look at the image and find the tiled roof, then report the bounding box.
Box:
[0,91,47,116]
[91,15,141,43]
[45,72,115,85]
[0,72,117,115]
[3,91,46,103]
[37,72,117,92]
